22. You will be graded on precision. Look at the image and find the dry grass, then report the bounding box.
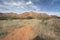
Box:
[0,19,60,40]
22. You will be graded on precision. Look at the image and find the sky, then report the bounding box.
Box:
[0,0,60,16]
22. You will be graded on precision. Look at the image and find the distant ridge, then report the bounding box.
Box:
[0,11,52,19]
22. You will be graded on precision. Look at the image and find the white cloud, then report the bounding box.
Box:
[0,0,40,13]
[21,6,25,9]
[4,2,22,7]
[32,5,37,8]
[3,1,26,9]
[26,1,32,5]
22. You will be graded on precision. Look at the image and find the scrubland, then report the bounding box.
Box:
[0,18,60,40]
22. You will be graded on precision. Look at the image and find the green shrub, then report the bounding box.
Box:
[26,16,34,19]
[0,31,8,37]
[0,17,20,20]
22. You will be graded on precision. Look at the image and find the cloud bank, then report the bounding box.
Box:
[0,0,60,16]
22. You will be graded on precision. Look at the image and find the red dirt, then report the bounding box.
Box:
[1,22,35,40]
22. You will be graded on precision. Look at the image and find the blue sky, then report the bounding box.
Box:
[0,0,60,16]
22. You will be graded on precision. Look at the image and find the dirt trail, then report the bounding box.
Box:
[1,22,35,40]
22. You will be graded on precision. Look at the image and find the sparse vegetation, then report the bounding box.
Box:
[26,16,34,19]
[0,17,20,20]
[0,19,60,40]
[0,12,60,40]
[0,31,8,37]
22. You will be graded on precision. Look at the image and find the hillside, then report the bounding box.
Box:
[0,12,18,20]
[0,11,51,19]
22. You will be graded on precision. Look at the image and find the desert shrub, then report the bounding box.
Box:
[33,36,45,40]
[0,27,3,29]
[0,17,7,20]
[41,17,49,20]
[0,26,8,34]
[26,16,34,19]
[0,31,8,37]
[51,15,60,19]
[54,24,60,36]
[0,17,20,20]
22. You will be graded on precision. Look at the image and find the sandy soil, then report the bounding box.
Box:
[1,22,35,40]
